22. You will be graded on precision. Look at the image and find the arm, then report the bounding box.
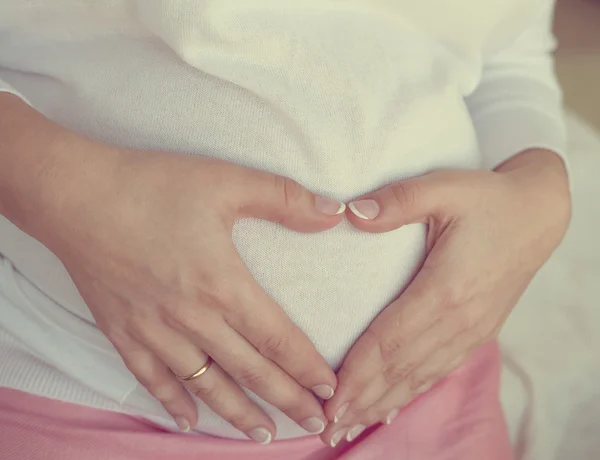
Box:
[0,91,99,245]
[319,1,571,445]
[466,0,568,172]
[0,92,343,441]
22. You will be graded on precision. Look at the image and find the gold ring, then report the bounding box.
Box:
[177,356,213,382]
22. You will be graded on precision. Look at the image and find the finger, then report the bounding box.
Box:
[364,353,470,430]
[322,327,385,424]
[183,360,279,444]
[172,308,328,434]
[323,266,448,423]
[137,324,280,443]
[233,168,346,232]
[345,171,470,232]
[336,353,469,447]
[338,305,495,438]
[320,374,388,447]
[220,247,338,400]
[114,338,199,432]
[363,336,484,429]
[322,309,466,445]
[378,313,462,388]
[354,300,503,433]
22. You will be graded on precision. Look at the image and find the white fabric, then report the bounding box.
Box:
[0,0,568,441]
[500,112,600,460]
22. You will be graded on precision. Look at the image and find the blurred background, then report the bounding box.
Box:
[554,0,600,128]
[496,2,600,460]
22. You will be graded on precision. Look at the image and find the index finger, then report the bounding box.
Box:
[222,246,337,400]
[324,260,450,420]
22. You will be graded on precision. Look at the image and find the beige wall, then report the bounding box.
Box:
[554,0,600,129]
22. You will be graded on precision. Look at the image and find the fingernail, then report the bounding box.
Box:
[175,416,190,432]
[248,427,272,445]
[301,417,326,434]
[315,196,346,216]
[334,403,350,423]
[313,384,335,400]
[417,382,433,395]
[346,424,366,442]
[330,429,346,448]
[348,200,380,220]
[385,408,399,425]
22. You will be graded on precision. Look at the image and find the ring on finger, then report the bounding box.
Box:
[176,356,214,381]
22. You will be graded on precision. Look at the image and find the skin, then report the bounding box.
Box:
[0,93,345,443]
[321,148,571,447]
[0,93,571,448]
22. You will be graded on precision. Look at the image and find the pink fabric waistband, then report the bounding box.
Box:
[0,342,512,460]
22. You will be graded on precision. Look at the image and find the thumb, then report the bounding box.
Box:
[346,172,455,233]
[236,170,346,233]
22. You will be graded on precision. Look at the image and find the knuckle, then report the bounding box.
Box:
[274,175,304,210]
[225,411,255,432]
[435,283,463,310]
[204,281,238,313]
[235,366,269,390]
[390,182,419,210]
[378,334,406,363]
[148,382,179,403]
[435,280,472,313]
[408,372,432,394]
[276,386,307,414]
[165,301,193,327]
[383,361,412,386]
[192,383,222,402]
[256,333,291,361]
[457,308,478,331]
[190,278,238,317]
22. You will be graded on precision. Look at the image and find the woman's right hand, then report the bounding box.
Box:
[37,141,345,443]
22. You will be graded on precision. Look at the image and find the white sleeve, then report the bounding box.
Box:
[465,0,567,170]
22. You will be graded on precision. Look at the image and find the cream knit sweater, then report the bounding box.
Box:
[0,0,566,440]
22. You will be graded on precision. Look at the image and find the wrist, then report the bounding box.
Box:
[0,93,120,250]
[495,148,571,234]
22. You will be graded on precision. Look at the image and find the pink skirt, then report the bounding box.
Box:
[0,342,512,460]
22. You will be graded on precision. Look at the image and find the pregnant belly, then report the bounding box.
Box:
[0,56,482,438]
[232,218,427,369]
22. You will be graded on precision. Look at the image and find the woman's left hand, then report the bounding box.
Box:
[321,149,571,447]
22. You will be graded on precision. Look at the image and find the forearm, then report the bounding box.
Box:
[495,148,571,237]
[0,93,113,247]
[495,148,568,194]
[466,0,566,171]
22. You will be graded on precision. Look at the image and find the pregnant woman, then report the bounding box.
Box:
[0,1,570,459]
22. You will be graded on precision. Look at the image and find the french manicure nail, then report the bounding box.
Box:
[313,384,335,400]
[348,200,380,220]
[248,427,272,445]
[346,424,366,442]
[315,196,346,216]
[301,417,326,434]
[330,429,346,448]
[385,408,399,425]
[417,382,433,395]
[334,403,350,423]
[175,416,190,432]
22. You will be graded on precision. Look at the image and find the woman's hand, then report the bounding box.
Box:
[32,139,345,443]
[320,149,570,447]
